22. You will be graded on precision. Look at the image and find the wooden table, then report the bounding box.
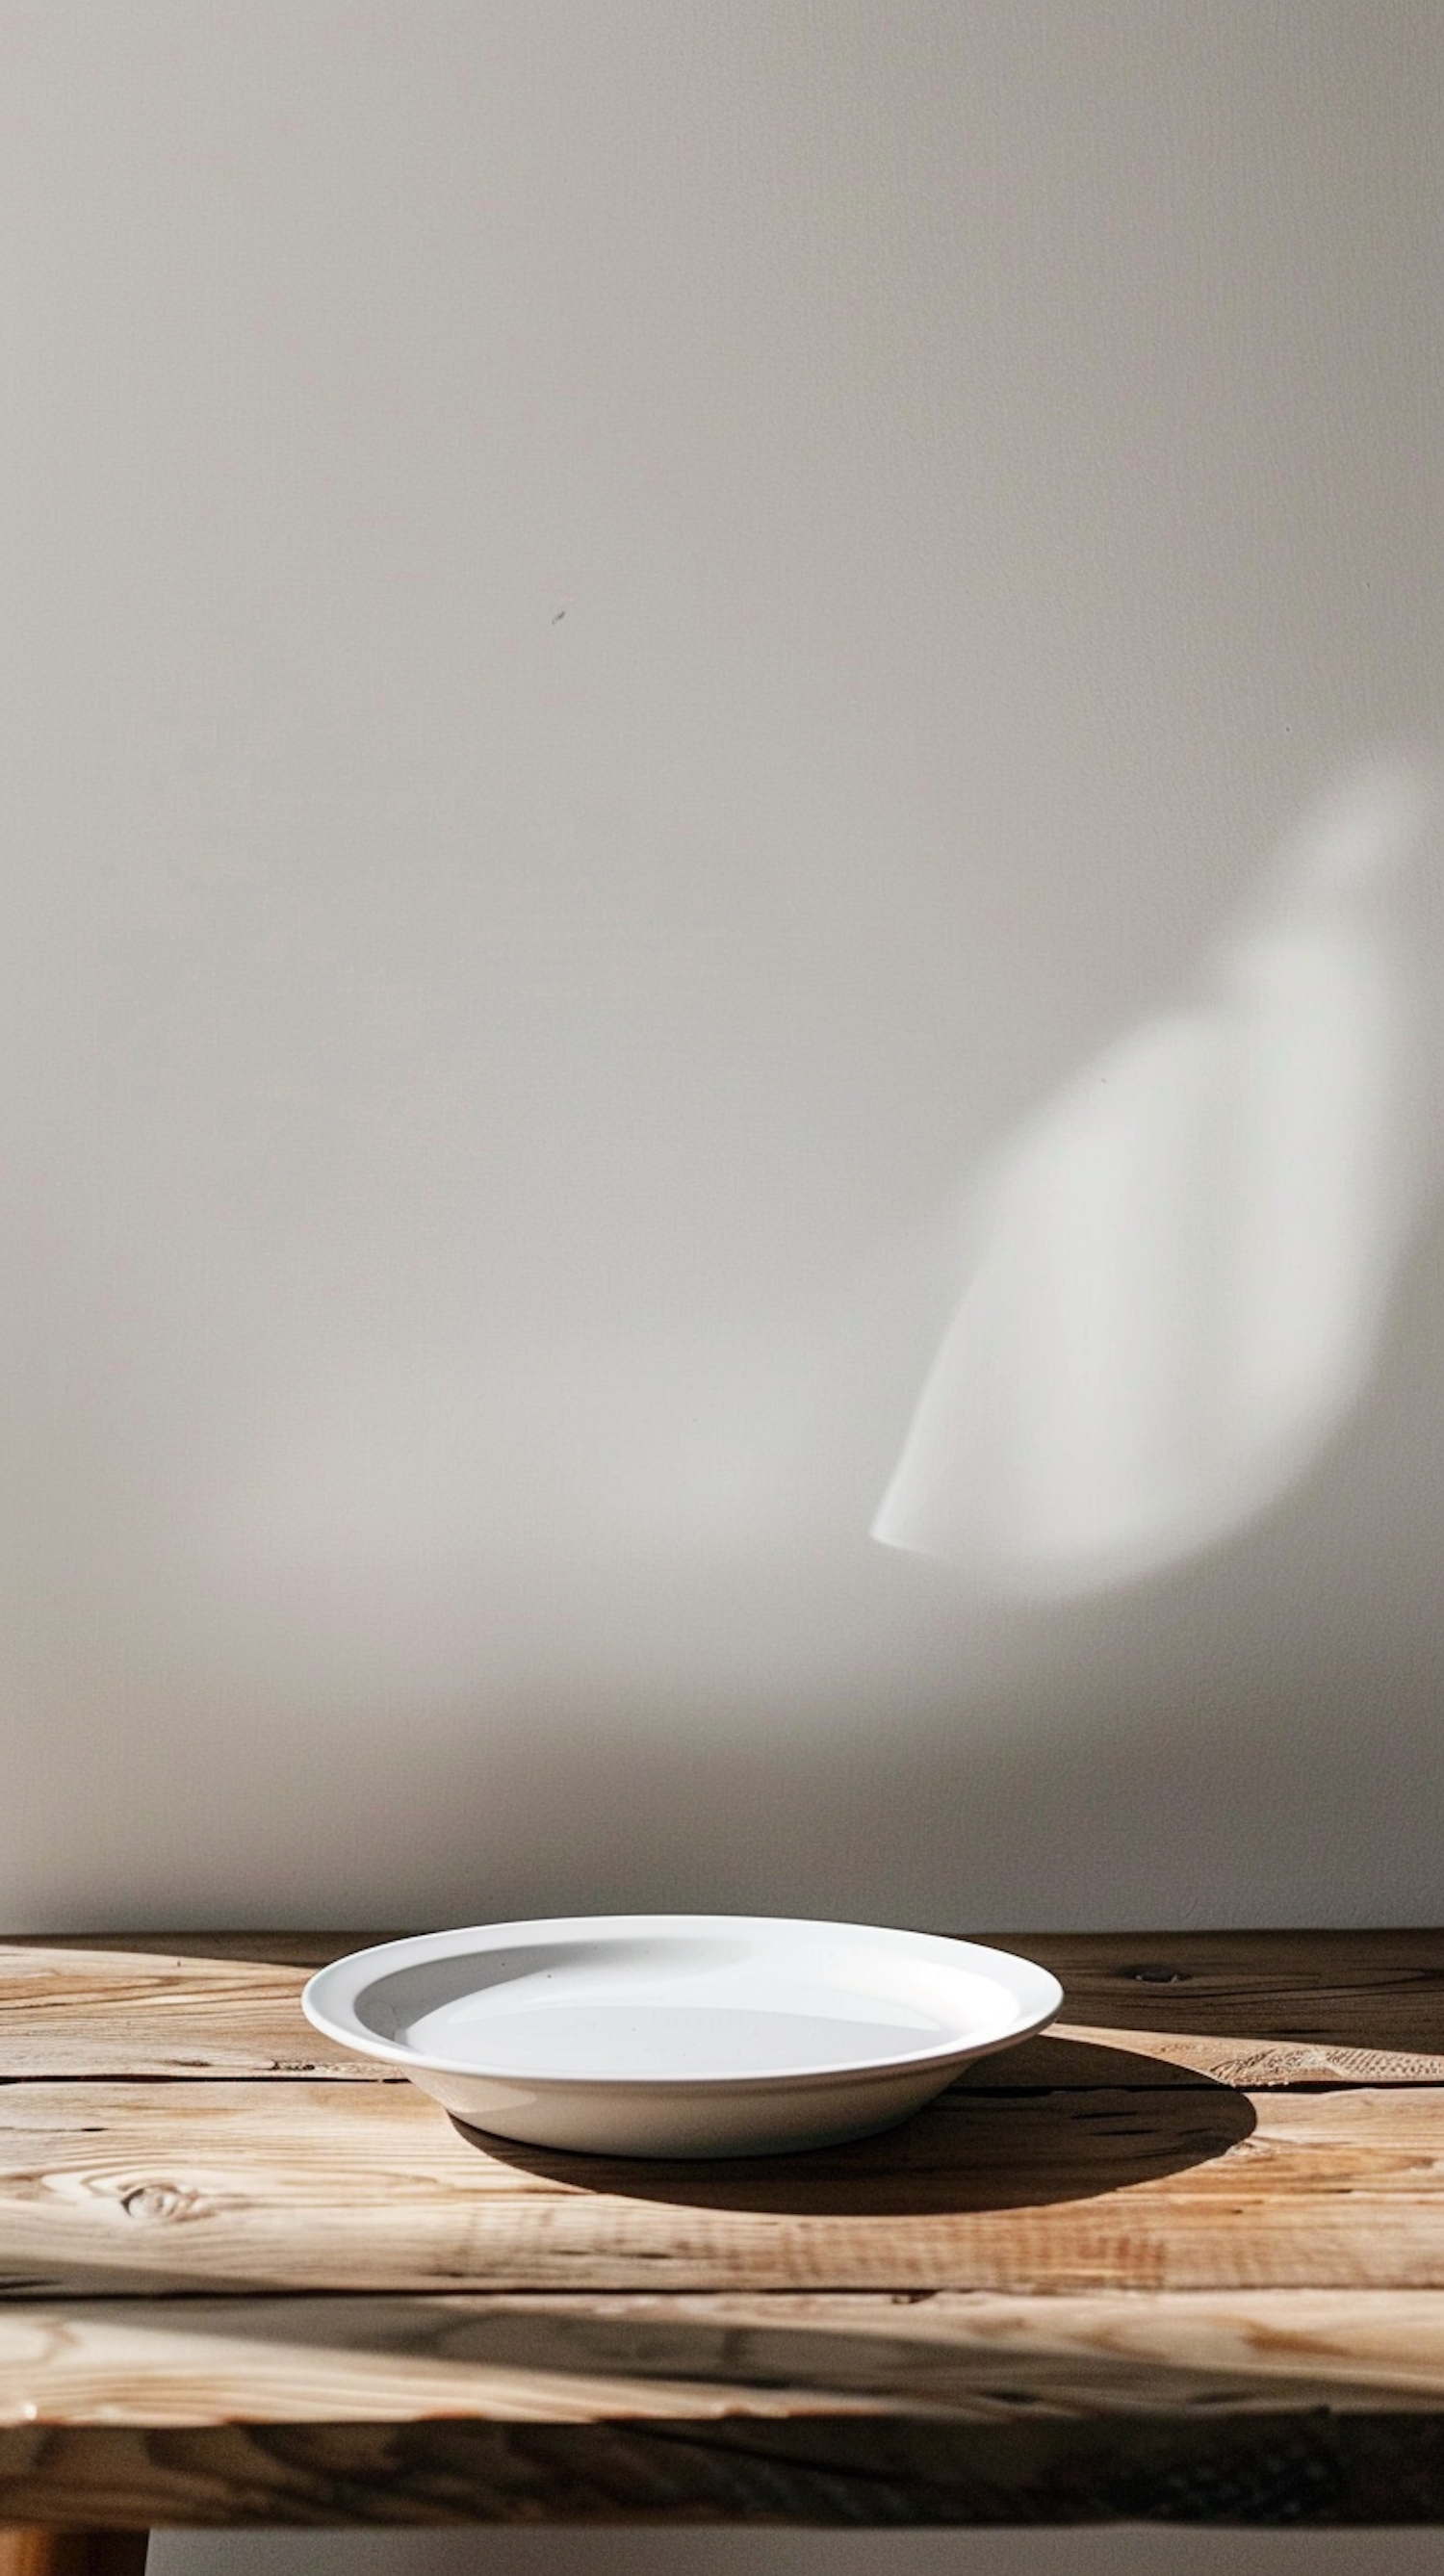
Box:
[4,1929,1444,2563]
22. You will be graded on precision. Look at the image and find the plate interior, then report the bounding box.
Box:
[348,1930,1025,2081]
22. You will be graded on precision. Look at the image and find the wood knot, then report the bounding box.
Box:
[120,2181,188,2223]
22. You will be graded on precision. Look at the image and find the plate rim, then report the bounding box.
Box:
[300,1914,1064,2094]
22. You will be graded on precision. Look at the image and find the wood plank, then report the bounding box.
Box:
[4,1932,1444,2528]
[37,1925,1443,2053]
[1011,1931,1444,2052]
[0,1952,369,2084]
[5,2075,1444,2295]
[8,2409,1444,2528]
[14,2290,1444,2426]
[5,1936,1444,2090]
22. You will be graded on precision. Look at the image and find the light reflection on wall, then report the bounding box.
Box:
[872,762,1438,1595]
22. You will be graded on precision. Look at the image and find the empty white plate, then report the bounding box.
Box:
[301,1916,1063,2157]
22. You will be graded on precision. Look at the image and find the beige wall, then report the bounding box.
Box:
[3,8,1442,2563]
[4,0,1442,1939]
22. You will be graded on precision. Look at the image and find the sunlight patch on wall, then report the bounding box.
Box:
[872,761,1438,1594]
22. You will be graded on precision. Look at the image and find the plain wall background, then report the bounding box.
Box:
[3,5,1442,2571]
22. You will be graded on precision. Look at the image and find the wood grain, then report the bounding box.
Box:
[0,1952,367,2083]
[967,2025,1444,2090]
[13,2290,1444,2426]
[3,1933,1444,2527]
[8,2409,1444,2528]
[1018,1930,1444,2053]
[8,2073,1444,2296]
[6,1935,1444,2089]
[27,1926,1444,2047]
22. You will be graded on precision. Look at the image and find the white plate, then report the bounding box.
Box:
[301,1916,1063,2158]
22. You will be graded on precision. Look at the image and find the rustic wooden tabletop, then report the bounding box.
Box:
[3,1929,1444,2555]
